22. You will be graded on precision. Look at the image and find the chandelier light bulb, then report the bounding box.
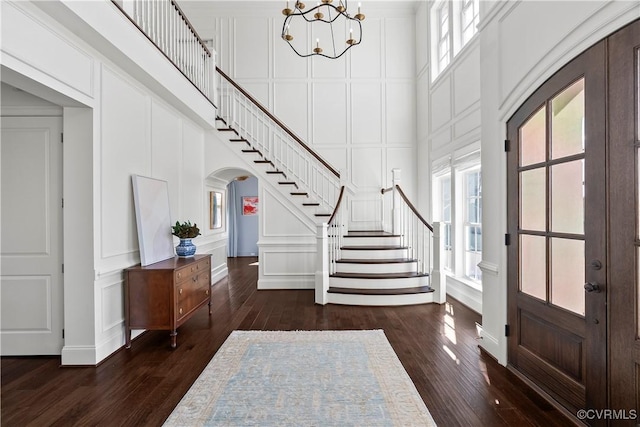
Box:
[355,2,365,20]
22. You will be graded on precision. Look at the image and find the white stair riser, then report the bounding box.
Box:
[335,262,417,274]
[341,236,401,247]
[339,248,408,259]
[327,292,435,306]
[329,275,428,289]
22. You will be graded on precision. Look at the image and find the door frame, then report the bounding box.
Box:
[506,38,608,419]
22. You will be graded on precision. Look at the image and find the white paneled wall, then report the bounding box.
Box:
[2,0,220,364]
[181,1,419,230]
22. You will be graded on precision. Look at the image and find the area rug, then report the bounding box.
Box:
[164,330,436,426]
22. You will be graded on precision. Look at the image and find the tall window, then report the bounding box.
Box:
[431,0,480,81]
[464,169,482,281]
[433,154,482,287]
[437,3,450,74]
[441,176,453,270]
[460,0,479,46]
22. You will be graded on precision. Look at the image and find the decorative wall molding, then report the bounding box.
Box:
[478,260,499,276]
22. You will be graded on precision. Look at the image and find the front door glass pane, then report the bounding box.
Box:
[551,160,585,234]
[520,106,546,167]
[520,234,546,300]
[520,168,546,231]
[551,79,585,159]
[551,238,585,315]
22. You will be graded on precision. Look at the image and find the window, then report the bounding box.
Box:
[437,3,450,73]
[441,176,453,270]
[433,154,482,287]
[460,0,479,47]
[430,0,480,81]
[464,169,482,281]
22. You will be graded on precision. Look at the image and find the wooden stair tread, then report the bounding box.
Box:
[290,192,308,196]
[303,202,320,206]
[254,160,273,164]
[327,286,434,295]
[340,245,407,250]
[266,171,286,175]
[242,149,261,153]
[331,272,429,279]
[315,213,331,217]
[346,231,398,237]
[336,258,417,264]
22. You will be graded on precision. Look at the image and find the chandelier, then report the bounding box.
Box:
[281,1,365,59]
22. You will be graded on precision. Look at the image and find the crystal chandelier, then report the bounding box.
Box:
[281,0,365,59]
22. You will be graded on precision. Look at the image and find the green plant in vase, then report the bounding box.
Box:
[172,221,201,257]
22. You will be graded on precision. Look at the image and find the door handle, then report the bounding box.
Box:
[584,282,601,293]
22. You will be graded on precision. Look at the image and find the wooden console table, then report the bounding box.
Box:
[124,254,212,349]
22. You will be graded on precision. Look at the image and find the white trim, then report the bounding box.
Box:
[478,260,499,276]
[258,277,314,290]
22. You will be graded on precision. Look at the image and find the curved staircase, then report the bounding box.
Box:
[327,231,434,306]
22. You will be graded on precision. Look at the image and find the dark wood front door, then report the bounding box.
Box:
[508,19,640,425]
[609,20,640,421]
[507,36,608,420]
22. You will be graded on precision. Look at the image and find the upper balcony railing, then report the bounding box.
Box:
[112,0,215,106]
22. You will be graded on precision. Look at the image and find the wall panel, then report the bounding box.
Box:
[351,147,382,189]
[312,83,348,145]
[151,100,181,221]
[234,17,270,79]
[274,82,308,141]
[385,17,415,79]
[100,66,149,259]
[386,81,415,145]
[351,82,382,144]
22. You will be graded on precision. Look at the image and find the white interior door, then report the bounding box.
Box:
[1,116,64,355]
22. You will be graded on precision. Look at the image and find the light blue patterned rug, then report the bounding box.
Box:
[164,330,436,426]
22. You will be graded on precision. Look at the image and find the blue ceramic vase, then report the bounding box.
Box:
[175,238,196,257]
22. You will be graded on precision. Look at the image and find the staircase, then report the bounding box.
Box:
[327,230,434,305]
[113,0,444,306]
[215,67,340,223]
[214,115,333,220]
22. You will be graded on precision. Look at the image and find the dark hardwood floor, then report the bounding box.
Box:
[1,257,573,427]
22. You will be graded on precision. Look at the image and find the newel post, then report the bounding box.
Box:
[392,168,401,235]
[431,221,447,304]
[315,223,329,305]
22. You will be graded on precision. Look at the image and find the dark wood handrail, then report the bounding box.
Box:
[216,67,340,178]
[111,0,216,108]
[395,185,434,232]
[171,0,212,57]
[328,186,346,225]
[381,186,393,194]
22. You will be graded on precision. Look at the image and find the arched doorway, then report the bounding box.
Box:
[506,19,639,422]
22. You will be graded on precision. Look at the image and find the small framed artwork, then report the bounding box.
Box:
[210,191,222,229]
[242,196,258,216]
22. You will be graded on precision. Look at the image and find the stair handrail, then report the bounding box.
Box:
[216,67,339,178]
[327,186,348,276]
[381,172,433,277]
[216,68,342,212]
[328,186,346,225]
[112,0,216,106]
[394,185,434,232]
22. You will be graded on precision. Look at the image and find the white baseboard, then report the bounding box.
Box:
[258,277,315,290]
[211,265,228,286]
[478,330,506,366]
[446,276,482,314]
[61,345,98,366]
